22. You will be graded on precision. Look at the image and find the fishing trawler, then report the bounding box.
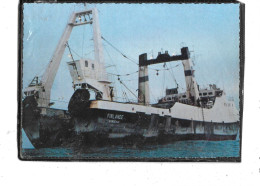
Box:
[22,8,239,148]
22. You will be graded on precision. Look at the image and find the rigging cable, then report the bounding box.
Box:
[107,70,138,77]
[66,42,80,78]
[118,78,139,82]
[165,63,179,88]
[161,63,166,97]
[101,36,184,102]
[101,36,138,65]
[103,43,140,101]
[104,44,128,101]
[118,78,139,101]
[123,92,129,102]
[149,63,181,72]
[67,44,83,59]
[102,36,184,75]
[81,21,86,57]
[85,50,94,57]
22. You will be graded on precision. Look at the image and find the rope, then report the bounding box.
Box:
[67,44,82,59]
[118,78,139,100]
[107,70,138,77]
[149,63,181,72]
[165,63,179,88]
[101,36,138,65]
[103,44,126,101]
[66,42,80,78]
[118,78,139,82]
[161,65,166,97]
[85,50,94,57]
[107,63,180,78]
[81,23,85,57]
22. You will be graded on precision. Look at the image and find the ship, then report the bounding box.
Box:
[22,8,240,148]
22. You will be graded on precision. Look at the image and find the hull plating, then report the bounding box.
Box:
[22,103,239,149]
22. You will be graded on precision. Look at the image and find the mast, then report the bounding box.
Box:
[138,47,200,105]
[180,48,200,103]
[138,54,150,105]
[66,7,112,101]
[92,8,109,82]
[38,12,77,108]
[24,9,95,108]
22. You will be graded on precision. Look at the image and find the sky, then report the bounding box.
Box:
[22,3,240,148]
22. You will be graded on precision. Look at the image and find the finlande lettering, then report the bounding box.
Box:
[107,113,124,120]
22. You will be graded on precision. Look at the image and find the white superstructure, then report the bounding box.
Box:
[24,8,112,109]
[89,93,239,123]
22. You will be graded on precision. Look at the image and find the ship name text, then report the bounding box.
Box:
[107,113,124,120]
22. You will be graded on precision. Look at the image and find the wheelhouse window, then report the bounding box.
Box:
[203,92,207,96]
[208,92,213,95]
[85,60,88,67]
[182,95,186,98]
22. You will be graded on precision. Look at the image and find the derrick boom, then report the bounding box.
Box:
[24,9,97,109]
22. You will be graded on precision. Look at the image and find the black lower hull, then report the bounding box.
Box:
[22,97,239,149]
[29,132,237,149]
[26,132,240,149]
[75,132,237,147]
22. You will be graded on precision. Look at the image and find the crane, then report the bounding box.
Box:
[23,8,110,111]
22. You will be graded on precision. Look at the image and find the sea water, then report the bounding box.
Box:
[21,140,240,159]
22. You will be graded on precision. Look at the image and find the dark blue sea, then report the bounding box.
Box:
[21,140,240,159]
